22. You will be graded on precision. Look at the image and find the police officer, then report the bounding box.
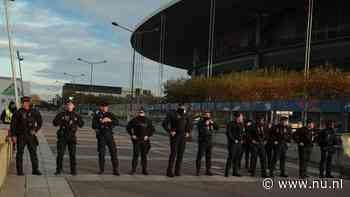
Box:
[1,100,16,124]
[293,119,316,179]
[195,111,219,176]
[53,98,84,175]
[265,122,273,174]
[127,109,155,175]
[318,120,338,178]
[240,119,253,170]
[162,104,192,177]
[225,112,244,177]
[268,116,292,177]
[249,117,268,177]
[92,101,119,175]
[10,96,42,176]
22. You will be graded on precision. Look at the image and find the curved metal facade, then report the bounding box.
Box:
[133,0,350,75]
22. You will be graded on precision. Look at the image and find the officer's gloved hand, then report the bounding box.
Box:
[132,135,137,140]
[252,140,257,144]
[144,136,149,141]
[274,141,279,145]
[299,142,304,146]
[170,131,176,137]
[185,132,190,138]
[11,136,17,144]
[30,130,36,135]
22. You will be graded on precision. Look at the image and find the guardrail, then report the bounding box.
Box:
[0,129,12,189]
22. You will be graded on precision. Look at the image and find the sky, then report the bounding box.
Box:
[0,0,187,100]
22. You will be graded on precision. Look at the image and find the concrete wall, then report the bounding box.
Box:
[0,129,12,189]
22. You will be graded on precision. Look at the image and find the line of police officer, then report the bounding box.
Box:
[224,112,339,179]
[9,99,338,178]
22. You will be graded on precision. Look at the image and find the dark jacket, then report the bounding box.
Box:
[53,111,84,138]
[268,124,292,144]
[10,108,42,137]
[127,116,155,141]
[293,127,316,147]
[92,111,118,136]
[243,124,254,144]
[226,121,244,144]
[250,124,269,144]
[317,128,338,148]
[197,118,219,142]
[162,111,192,137]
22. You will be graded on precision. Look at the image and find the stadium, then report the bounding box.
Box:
[131,0,350,76]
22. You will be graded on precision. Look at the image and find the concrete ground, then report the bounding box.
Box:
[0,112,349,197]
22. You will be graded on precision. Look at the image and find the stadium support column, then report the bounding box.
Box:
[254,13,262,69]
[207,0,216,78]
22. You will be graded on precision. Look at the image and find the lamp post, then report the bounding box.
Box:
[112,21,158,117]
[77,58,107,112]
[16,50,24,97]
[4,0,19,107]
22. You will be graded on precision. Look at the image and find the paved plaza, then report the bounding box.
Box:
[0,113,349,197]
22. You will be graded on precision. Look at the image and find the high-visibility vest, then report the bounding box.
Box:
[4,107,13,124]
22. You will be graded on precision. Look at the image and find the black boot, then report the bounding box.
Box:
[166,171,174,178]
[142,169,149,176]
[33,170,42,176]
[205,170,213,176]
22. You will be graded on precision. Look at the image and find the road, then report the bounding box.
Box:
[0,112,349,197]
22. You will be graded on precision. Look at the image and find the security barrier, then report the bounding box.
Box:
[0,129,12,189]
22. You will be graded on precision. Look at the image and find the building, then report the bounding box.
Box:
[132,0,350,76]
[131,0,350,130]
[62,83,152,98]
[0,76,30,111]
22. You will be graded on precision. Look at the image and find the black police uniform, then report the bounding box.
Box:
[293,126,315,178]
[10,108,42,175]
[126,116,155,174]
[268,124,292,177]
[162,110,192,177]
[195,118,219,175]
[264,127,273,173]
[92,111,119,175]
[240,124,252,169]
[249,123,268,177]
[317,127,338,178]
[53,110,84,175]
[225,121,244,177]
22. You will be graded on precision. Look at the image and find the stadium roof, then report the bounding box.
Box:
[131,0,302,69]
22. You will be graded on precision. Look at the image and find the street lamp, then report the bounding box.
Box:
[16,50,24,97]
[112,21,158,116]
[63,72,86,83]
[77,58,107,112]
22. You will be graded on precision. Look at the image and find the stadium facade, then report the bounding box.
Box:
[132,0,350,76]
[130,0,350,130]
